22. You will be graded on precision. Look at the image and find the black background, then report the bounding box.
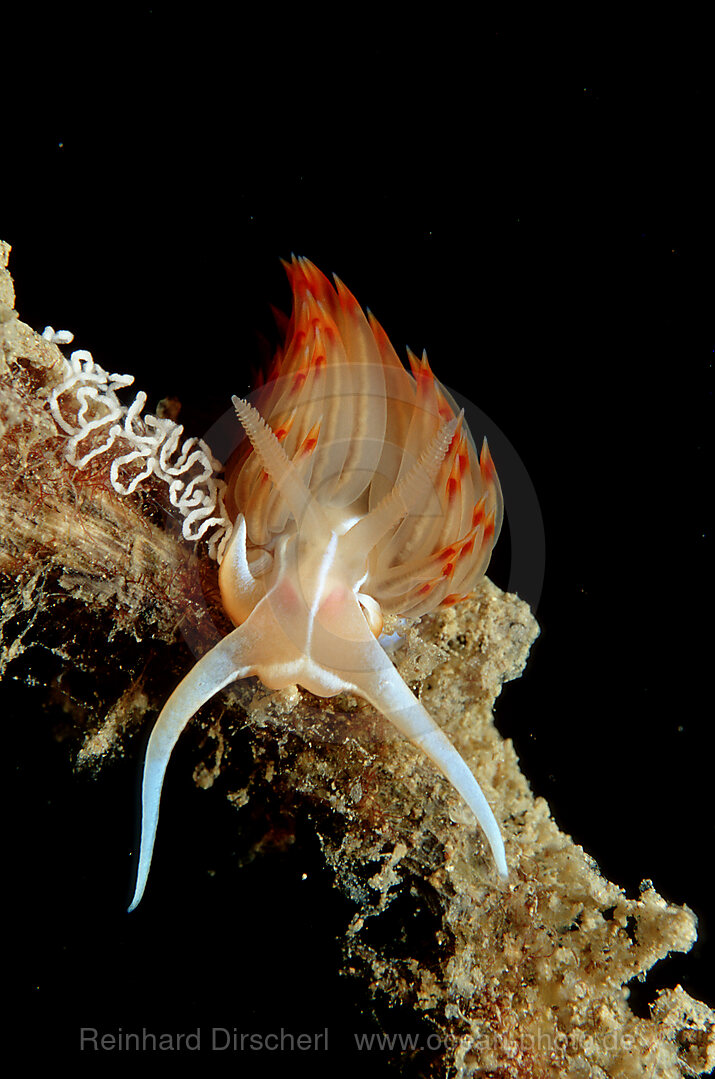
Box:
[4,9,712,1075]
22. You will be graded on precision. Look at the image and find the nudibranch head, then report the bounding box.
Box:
[127,257,507,912]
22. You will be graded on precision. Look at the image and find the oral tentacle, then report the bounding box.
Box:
[348,644,507,879]
[312,591,508,879]
[127,621,263,912]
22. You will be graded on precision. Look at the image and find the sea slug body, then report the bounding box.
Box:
[128,256,506,910]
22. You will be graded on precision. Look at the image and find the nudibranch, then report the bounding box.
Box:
[128,257,506,911]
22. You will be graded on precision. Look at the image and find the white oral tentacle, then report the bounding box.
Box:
[128,624,259,912]
[346,641,508,880]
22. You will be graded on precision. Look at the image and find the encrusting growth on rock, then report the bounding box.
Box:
[1,240,712,1076]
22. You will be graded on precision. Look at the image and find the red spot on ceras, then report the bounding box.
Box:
[298,419,321,456]
[479,442,496,483]
[472,498,486,528]
[483,511,496,543]
[273,415,295,442]
[291,369,308,394]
